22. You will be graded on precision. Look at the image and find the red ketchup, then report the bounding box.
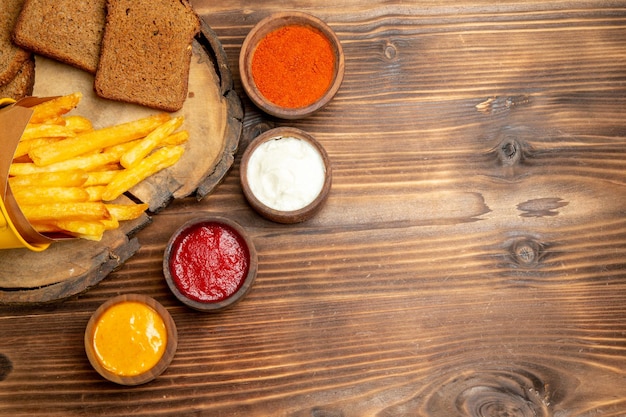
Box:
[168,221,250,303]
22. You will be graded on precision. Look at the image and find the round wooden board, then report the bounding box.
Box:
[0,20,243,305]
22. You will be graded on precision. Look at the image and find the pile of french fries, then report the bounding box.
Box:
[8,92,187,241]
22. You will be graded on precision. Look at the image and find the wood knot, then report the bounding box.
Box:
[486,126,536,176]
[511,238,545,267]
[419,366,553,417]
[383,41,398,60]
[497,137,524,166]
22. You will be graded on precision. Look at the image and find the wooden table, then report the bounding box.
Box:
[2,1,626,415]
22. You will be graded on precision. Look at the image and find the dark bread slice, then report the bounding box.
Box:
[0,0,31,86]
[94,0,200,112]
[0,55,35,100]
[12,0,106,74]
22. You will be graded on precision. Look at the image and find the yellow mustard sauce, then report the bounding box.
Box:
[92,301,167,377]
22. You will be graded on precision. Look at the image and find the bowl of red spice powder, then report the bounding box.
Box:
[162,216,258,312]
[239,11,345,119]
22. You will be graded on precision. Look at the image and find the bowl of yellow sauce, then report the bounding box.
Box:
[84,294,177,385]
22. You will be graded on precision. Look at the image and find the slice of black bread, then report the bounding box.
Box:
[0,0,31,86]
[0,55,35,100]
[12,0,106,74]
[94,0,200,112]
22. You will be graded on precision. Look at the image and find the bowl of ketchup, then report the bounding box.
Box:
[163,216,257,312]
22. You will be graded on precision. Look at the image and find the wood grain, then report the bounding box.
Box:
[1,1,626,415]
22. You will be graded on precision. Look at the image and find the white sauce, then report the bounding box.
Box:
[246,136,326,211]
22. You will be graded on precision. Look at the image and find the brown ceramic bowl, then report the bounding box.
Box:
[239,11,345,119]
[163,216,258,312]
[240,127,332,223]
[84,294,177,386]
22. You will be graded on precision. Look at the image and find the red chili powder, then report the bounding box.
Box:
[169,222,250,303]
[251,24,335,109]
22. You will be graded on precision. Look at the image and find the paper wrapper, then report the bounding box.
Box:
[0,97,60,251]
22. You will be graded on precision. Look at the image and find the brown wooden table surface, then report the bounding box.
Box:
[2,1,626,415]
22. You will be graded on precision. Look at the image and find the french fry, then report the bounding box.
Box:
[29,112,171,166]
[28,92,82,124]
[85,186,106,201]
[103,140,143,159]
[105,203,149,221]
[100,217,120,230]
[21,124,76,141]
[63,115,93,133]
[120,116,184,169]
[111,129,189,152]
[161,130,190,146]
[102,146,184,201]
[39,116,66,126]
[54,220,106,240]
[14,137,64,159]
[12,186,89,205]
[19,202,111,222]
[84,170,120,186]
[29,222,60,234]
[10,152,121,176]
[30,220,106,241]
[8,170,88,188]
[91,164,120,172]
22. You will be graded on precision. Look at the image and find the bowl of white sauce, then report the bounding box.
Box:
[240,127,332,223]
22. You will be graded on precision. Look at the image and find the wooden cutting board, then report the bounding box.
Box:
[0,20,242,304]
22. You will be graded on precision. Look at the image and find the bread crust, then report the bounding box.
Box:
[0,0,31,86]
[0,55,35,100]
[94,0,201,112]
[12,0,106,74]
